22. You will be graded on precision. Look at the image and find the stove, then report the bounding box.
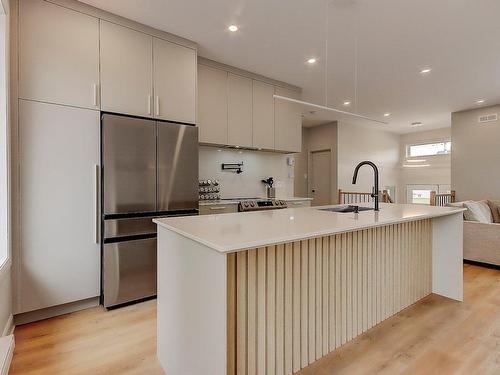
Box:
[238,199,288,212]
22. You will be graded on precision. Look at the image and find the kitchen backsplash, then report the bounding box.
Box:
[199,146,295,199]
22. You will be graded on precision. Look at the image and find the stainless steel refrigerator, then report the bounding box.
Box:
[101,113,198,308]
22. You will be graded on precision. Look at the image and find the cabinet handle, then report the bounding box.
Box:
[155,96,160,116]
[210,206,227,210]
[93,83,98,107]
[94,164,100,244]
[148,95,152,115]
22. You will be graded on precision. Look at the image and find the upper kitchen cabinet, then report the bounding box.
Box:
[153,38,196,124]
[198,64,228,144]
[252,80,275,150]
[227,74,252,148]
[274,87,302,153]
[19,0,99,109]
[100,20,153,117]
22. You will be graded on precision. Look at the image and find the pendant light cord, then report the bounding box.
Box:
[324,0,329,107]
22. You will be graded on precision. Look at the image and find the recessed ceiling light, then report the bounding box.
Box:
[343,101,351,106]
[476,99,485,104]
[420,68,431,74]
[228,25,238,32]
[411,122,423,127]
[383,113,391,117]
[307,58,317,64]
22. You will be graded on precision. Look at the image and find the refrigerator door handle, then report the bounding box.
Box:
[94,164,100,244]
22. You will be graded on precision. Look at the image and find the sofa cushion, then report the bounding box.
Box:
[487,200,500,223]
[463,200,493,223]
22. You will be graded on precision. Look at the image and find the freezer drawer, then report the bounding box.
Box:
[157,122,198,211]
[102,114,156,214]
[103,237,157,307]
[104,217,156,238]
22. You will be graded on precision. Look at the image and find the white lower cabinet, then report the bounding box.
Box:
[18,100,100,313]
[199,203,238,215]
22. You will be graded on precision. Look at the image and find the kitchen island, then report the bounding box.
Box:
[154,203,465,375]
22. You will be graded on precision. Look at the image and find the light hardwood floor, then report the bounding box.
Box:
[10,264,500,375]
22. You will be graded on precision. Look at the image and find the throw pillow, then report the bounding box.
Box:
[463,201,493,223]
[487,200,500,223]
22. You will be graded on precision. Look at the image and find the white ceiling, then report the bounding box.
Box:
[80,0,500,133]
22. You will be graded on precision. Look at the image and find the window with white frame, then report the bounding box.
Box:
[407,141,451,157]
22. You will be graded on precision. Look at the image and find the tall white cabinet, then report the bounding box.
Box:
[18,100,100,313]
[19,0,100,109]
[15,0,198,317]
[100,20,154,117]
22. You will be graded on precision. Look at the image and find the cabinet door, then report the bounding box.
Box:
[252,80,275,150]
[227,74,252,147]
[19,100,100,313]
[199,204,238,215]
[153,37,196,124]
[274,87,302,153]
[19,0,99,109]
[100,20,153,117]
[197,64,228,144]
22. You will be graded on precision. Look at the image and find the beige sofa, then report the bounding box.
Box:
[463,221,500,267]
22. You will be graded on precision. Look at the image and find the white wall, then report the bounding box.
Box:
[399,127,451,203]
[199,146,294,199]
[337,122,400,200]
[295,123,338,202]
[452,105,500,201]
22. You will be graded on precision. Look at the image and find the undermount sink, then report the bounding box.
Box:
[319,205,374,213]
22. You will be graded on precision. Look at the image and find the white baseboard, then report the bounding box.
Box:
[0,335,14,375]
[1,315,13,337]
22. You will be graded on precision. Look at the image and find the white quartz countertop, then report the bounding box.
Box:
[154,203,465,253]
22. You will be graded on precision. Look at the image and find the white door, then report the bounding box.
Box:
[227,73,253,147]
[252,80,275,150]
[274,87,302,153]
[197,64,228,144]
[153,37,196,123]
[310,150,331,206]
[19,0,99,109]
[18,100,100,313]
[100,20,153,117]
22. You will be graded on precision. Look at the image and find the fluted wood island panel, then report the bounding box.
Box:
[155,204,464,375]
[227,220,432,375]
